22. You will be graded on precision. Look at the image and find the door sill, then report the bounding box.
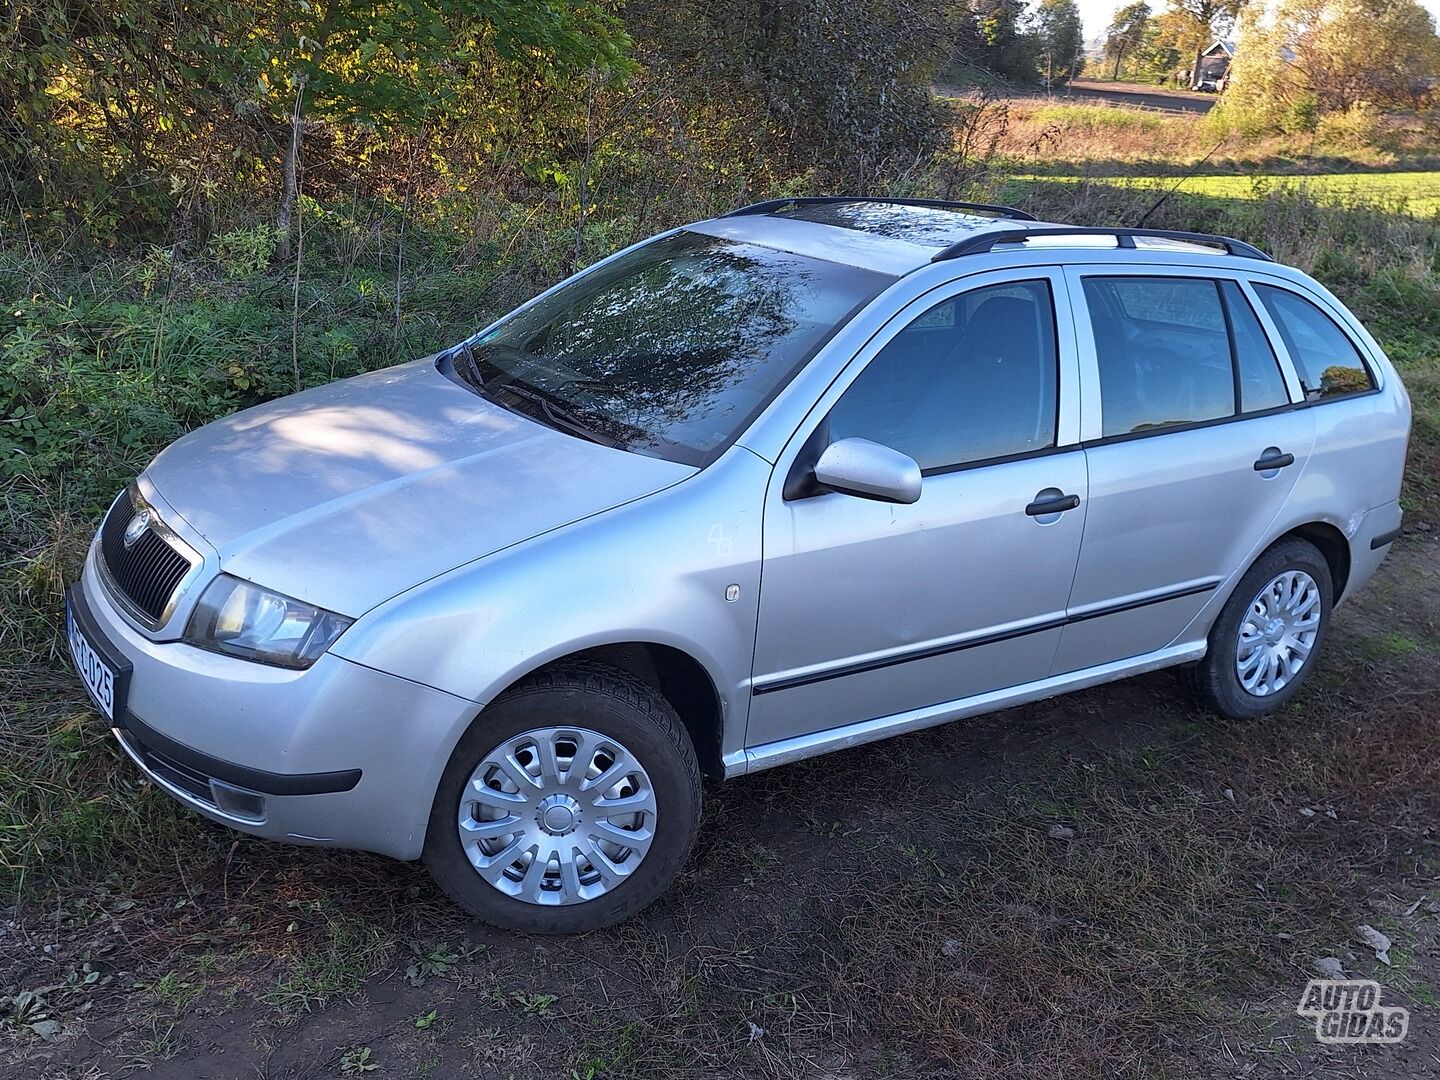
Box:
[725,641,1206,777]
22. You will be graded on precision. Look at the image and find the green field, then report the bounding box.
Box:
[1028,171,1440,217]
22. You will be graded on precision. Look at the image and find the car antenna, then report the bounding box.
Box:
[1133,135,1227,227]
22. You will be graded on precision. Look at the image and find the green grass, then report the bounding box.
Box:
[1028,171,1440,218]
[260,910,392,1017]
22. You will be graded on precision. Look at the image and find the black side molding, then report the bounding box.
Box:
[1370,526,1402,550]
[118,711,362,796]
[753,580,1220,695]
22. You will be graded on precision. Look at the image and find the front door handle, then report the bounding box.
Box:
[1253,448,1295,472]
[1025,492,1081,516]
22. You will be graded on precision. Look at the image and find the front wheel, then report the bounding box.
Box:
[1189,538,1333,719]
[423,664,701,933]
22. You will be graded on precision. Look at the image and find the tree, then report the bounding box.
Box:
[629,0,954,187]
[1031,0,1087,85]
[0,0,633,251]
[247,1,633,260]
[1163,0,1246,83]
[1147,7,1211,82]
[961,0,1044,83]
[1104,1,1154,78]
[1224,0,1440,121]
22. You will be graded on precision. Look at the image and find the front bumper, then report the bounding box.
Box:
[71,547,479,860]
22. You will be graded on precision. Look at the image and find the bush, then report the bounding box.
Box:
[1315,104,1385,152]
[1280,93,1322,136]
[209,225,282,278]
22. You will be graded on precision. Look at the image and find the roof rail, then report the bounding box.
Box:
[932,226,1272,262]
[723,196,1037,222]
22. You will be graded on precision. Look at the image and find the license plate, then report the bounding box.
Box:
[66,590,129,723]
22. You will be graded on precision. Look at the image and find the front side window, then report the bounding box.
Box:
[826,279,1058,471]
[455,231,893,464]
[1084,277,1235,437]
[1253,284,1376,401]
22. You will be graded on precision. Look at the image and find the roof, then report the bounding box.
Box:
[686,198,1272,276]
[690,199,1058,276]
[1203,39,1236,57]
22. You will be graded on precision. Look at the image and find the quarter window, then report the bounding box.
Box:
[1253,284,1376,401]
[826,280,1058,471]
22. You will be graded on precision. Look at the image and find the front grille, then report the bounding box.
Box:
[100,494,192,624]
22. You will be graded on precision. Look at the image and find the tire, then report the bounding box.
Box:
[1189,538,1333,720]
[423,662,701,933]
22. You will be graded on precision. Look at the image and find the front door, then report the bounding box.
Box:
[1052,268,1316,674]
[746,270,1088,751]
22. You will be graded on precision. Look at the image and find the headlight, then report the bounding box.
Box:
[184,575,353,669]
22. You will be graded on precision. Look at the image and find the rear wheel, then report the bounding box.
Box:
[1189,538,1332,719]
[423,663,701,933]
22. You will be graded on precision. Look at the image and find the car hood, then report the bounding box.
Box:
[143,358,695,616]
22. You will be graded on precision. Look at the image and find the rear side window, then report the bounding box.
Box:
[1253,284,1376,401]
[827,279,1058,470]
[1083,277,1235,436]
[1221,281,1289,413]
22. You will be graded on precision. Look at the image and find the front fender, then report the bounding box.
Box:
[330,445,770,775]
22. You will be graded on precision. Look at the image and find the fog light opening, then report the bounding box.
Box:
[209,780,266,822]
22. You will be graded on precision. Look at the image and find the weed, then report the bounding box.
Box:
[404,940,476,987]
[511,991,558,1016]
[339,1046,379,1074]
[118,1020,184,1071]
[145,970,204,1011]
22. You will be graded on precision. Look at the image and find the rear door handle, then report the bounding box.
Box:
[1253,449,1295,472]
[1025,492,1081,516]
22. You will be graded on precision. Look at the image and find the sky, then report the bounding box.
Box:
[1071,0,1440,38]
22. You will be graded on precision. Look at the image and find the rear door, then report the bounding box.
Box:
[1052,267,1315,674]
[746,269,1088,750]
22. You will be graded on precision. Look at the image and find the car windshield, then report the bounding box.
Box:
[451,231,893,465]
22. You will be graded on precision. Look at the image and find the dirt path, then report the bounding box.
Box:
[936,78,1217,115]
[1065,78,1217,114]
[5,540,1437,1079]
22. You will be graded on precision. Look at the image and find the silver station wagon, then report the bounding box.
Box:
[67,198,1410,932]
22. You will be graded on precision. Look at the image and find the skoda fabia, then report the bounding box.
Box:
[68,198,1410,932]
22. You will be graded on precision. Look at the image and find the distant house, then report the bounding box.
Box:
[1191,39,1235,92]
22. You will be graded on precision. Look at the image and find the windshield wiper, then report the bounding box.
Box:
[494,381,624,449]
[452,341,626,450]
[454,340,486,390]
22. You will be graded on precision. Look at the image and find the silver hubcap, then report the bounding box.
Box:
[457,726,656,906]
[1235,569,1321,697]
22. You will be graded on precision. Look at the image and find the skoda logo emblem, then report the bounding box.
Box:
[123,509,152,549]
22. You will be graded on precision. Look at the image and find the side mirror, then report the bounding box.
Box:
[812,438,922,505]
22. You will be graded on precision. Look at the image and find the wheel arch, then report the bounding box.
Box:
[475,642,727,780]
[1278,520,1351,601]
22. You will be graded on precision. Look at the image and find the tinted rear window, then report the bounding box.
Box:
[1253,284,1376,401]
[1083,277,1235,436]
